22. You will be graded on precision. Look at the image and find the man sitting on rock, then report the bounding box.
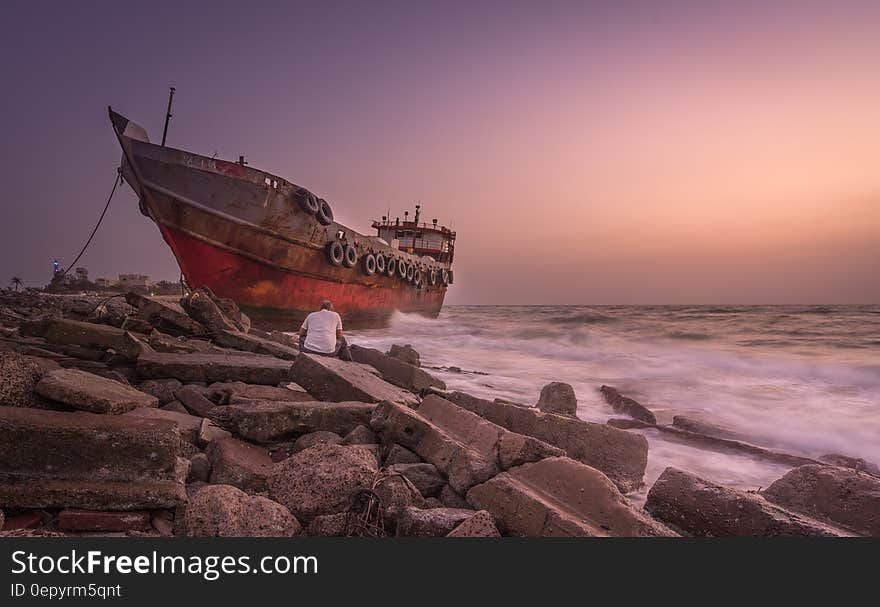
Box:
[297,299,352,361]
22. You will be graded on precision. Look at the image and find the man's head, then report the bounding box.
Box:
[319,299,333,311]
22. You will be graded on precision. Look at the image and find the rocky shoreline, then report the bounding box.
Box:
[0,289,877,537]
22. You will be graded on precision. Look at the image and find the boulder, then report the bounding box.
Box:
[342,424,377,445]
[373,474,426,525]
[137,351,294,385]
[762,464,880,536]
[58,509,151,532]
[396,506,474,537]
[123,407,202,445]
[446,391,647,493]
[125,293,210,337]
[467,457,676,537]
[268,443,378,522]
[35,368,158,414]
[185,485,300,537]
[207,437,273,492]
[0,351,44,408]
[161,400,188,414]
[292,431,343,454]
[207,381,310,405]
[305,513,348,537]
[290,353,419,407]
[646,467,851,537]
[447,510,501,537]
[40,318,149,361]
[599,386,657,424]
[536,382,577,416]
[177,385,217,417]
[387,463,445,497]
[212,400,376,443]
[349,345,445,393]
[387,344,420,367]
[138,379,182,405]
[214,330,299,360]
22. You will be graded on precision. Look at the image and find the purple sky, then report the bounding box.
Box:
[2,1,878,304]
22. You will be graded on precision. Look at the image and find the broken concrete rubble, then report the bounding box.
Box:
[350,345,445,394]
[123,407,202,445]
[177,385,217,417]
[291,353,419,407]
[137,351,294,385]
[137,378,182,405]
[0,406,184,510]
[212,400,376,443]
[387,463,445,497]
[125,292,210,338]
[207,381,310,405]
[35,368,157,414]
[214,329,299,360]
[446,510,501,537]
[58,509,151,532]
[445,390,647,493]
[396,506,474,537]
[0,350,48,408]
[39,318,149,361]
[387,344,420,367]
[467,457,676,537]
[646,467,851,537]
[370,396,563,494]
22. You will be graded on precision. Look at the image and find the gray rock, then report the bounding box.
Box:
[214,330,299,360]
[187,453,211,483]
[387,344,420,367]
[137,351,294,385]
[305,512,348,537]
[212,400,375,443]
[177,385,217,417]
[0,351,44,408]
[599,385,657,424]
[350,345,444,394]
[124,407,202,445]
[439,484,471,509]
[383,443,421,466]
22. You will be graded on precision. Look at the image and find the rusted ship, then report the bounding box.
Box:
[109,108,455,329]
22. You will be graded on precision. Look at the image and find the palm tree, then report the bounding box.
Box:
[9,277,22,292]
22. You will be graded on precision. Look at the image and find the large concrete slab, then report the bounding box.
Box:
[214,330,299,360]
[126,292,210,337]
[40,318,149,360]
[350,345,445,393]
[370,396,563,493]
[446,391,647,493]
[137,351,294,385]
[646,467,851,537]
[35,368,158,414]
[0,406,180,483]
[467,457,676,537]
[0,478,185,510]
[213,400,376,442]
[290,353,419,407]
[123,407,202,445]
[762,464,880,536]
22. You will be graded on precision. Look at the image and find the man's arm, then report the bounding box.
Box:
[335,313,344,340]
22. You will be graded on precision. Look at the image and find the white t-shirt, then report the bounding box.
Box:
[300,309,342,353]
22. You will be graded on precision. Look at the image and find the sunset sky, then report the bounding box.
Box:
[1,0,878,304]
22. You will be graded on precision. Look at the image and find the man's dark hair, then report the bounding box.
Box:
[319,300,332,310]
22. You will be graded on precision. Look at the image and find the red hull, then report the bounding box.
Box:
[160,225,444,329]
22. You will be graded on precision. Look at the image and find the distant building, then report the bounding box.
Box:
[94,278,117,288]
[118,274,150,288]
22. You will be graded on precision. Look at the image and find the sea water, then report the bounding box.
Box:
[350,305,880,501]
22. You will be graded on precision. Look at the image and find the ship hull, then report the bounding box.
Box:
[110,110,450,330]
